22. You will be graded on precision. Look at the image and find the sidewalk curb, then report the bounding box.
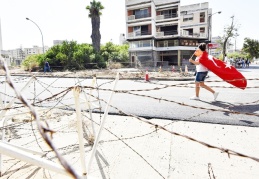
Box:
[0,73,195,81]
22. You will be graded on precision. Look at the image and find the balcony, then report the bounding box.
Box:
[180,30,207,38]
[156,30,178,38]
[128,30,152,39]
[128,13,151,21]
[156,13,178,21]
[129,40,153,49]
[157,40,179,48]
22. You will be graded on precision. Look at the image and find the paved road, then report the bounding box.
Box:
[104,66,259,127]
[1,64,258,127]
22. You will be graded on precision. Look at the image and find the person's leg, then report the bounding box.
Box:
[195,82,200,97]
[200,82,219,100]
[190,82,200,100]
[190,73,201,100]
[200,82,215,93]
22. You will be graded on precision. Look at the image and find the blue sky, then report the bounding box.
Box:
[0,0,257,50]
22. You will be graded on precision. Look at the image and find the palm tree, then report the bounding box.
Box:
[86,0,104,52]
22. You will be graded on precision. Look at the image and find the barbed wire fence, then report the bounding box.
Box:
[0,60,259,178]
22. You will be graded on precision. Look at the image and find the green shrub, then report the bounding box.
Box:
[22,54,42,71]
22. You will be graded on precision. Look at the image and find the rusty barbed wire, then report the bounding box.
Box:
[80,111,165,178]
[1,67,259,178]
[81,90,259,163]
[0,60,80,179]
[208,163,216,179]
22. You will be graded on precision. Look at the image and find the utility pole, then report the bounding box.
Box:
[208,11,221,54]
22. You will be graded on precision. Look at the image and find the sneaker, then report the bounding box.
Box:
[213,92,219,100]
[190,96,200,100]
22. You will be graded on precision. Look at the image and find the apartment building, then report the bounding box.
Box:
[4,45,49,66]
[125,0,211,68]
[24,45,49,56]
[0,50,13,66]
[53,40,65,46]
[7,48,25,65]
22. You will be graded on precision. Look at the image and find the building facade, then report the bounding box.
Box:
[24,45,49,56]
[125,0,211,68]
[1,50,13,66]
[119,34,127,45]
[209,36,221,57]
[4,45,49,66]
[53,40,65,46]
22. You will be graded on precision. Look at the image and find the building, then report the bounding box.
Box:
[209,36,221,57]
[125,0,211,68]
[4,45,49,66]
[53,40,65,46]
[119,34,126,45]
[24,45,49,56]
[7,47,25,66]
[1,50,13,66]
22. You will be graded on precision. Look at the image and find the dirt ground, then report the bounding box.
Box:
[1,67,194,80]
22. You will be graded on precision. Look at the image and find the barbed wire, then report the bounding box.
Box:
[0,68,259,178]
[0,61,80,178]
[80,89,259,163]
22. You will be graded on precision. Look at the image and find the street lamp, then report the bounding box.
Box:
[208,11,221,54]
[26,17,45,53]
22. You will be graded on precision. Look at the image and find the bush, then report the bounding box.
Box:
[108,62,122,69]
[22,55,41,71]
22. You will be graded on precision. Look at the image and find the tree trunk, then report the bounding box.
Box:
[91,16,101,52]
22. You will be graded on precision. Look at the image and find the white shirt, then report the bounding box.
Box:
[195,57,208,72]
[225,56,229,63]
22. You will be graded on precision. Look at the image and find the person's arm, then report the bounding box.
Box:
[189,58,200,65]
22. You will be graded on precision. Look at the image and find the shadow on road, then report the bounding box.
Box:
[201,100,259,120]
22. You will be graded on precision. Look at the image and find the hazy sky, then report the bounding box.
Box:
[0,0,257,50]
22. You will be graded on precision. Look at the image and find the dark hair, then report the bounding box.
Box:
[198,43,206,51]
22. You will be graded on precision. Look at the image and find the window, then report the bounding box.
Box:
[161,9,177,18]
[183,17,193,22]
[200,12,205,23]
[185,28,193,35]
[142,40,152,47]
[180,39,198,46]
[200,27,205,33]
[133,25,149,36]
[134,9,149,19]
[130,40,152,48]
[133,26,141,36]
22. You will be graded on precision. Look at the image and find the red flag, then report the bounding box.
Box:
[199,51,247,89]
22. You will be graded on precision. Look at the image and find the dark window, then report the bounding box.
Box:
[200,12,205,23]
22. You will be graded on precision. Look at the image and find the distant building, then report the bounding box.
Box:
[7,47,25,66]
[24,45,49,56]
[119,34,126,45]
[209,36,234,57]
[209,36,222,57]
[1,50,13,66]
[53,40,65,46]
[5,45,50,66]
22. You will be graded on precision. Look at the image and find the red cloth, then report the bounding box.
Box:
[199,51,247,89]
